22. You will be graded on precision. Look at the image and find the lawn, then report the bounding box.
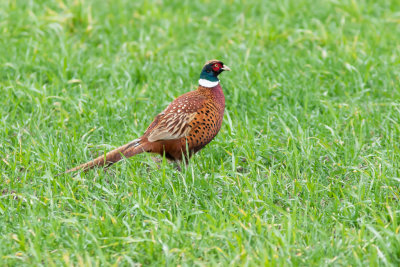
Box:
[1,0,400,265]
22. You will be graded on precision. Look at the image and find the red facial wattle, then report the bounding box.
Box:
[212,63,222,72]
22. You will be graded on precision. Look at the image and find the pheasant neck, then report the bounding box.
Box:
[198,79,219,88]
[198,83,225,110]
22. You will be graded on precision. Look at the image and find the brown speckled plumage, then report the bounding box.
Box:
[63,60,230,174]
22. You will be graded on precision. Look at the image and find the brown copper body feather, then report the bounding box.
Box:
[63,60,228,174]
[142,84,225,161]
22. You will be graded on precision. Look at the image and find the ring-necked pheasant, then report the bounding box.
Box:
[63,59,230,174]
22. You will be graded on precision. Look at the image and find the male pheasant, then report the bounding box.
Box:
[63,59,230,174]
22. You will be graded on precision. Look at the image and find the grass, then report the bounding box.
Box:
[1,0,400,265]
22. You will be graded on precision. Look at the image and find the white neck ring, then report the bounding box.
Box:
[199,79,219,88]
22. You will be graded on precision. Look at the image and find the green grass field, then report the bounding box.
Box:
[1,0,400,265]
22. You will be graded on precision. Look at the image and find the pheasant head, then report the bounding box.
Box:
[199,59,231,87]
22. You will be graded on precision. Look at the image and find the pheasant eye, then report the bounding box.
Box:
[212,64,220,71]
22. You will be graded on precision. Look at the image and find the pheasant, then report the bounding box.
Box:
[63,60,230,174]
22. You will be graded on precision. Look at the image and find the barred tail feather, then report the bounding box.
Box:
[62,138,145,175]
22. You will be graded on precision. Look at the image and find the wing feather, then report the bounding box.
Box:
[145,92,206,142]
[147,112,197,142]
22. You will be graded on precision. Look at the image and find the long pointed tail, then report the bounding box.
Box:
[62,138,147,175]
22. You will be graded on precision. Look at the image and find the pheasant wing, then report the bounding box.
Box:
[145,92,206,142]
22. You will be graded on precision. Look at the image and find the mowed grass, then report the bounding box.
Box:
[1,0,400,265]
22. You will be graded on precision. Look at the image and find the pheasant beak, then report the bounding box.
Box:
[222,65,231,71]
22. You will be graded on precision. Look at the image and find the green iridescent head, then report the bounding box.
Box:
[199,59,231,82]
